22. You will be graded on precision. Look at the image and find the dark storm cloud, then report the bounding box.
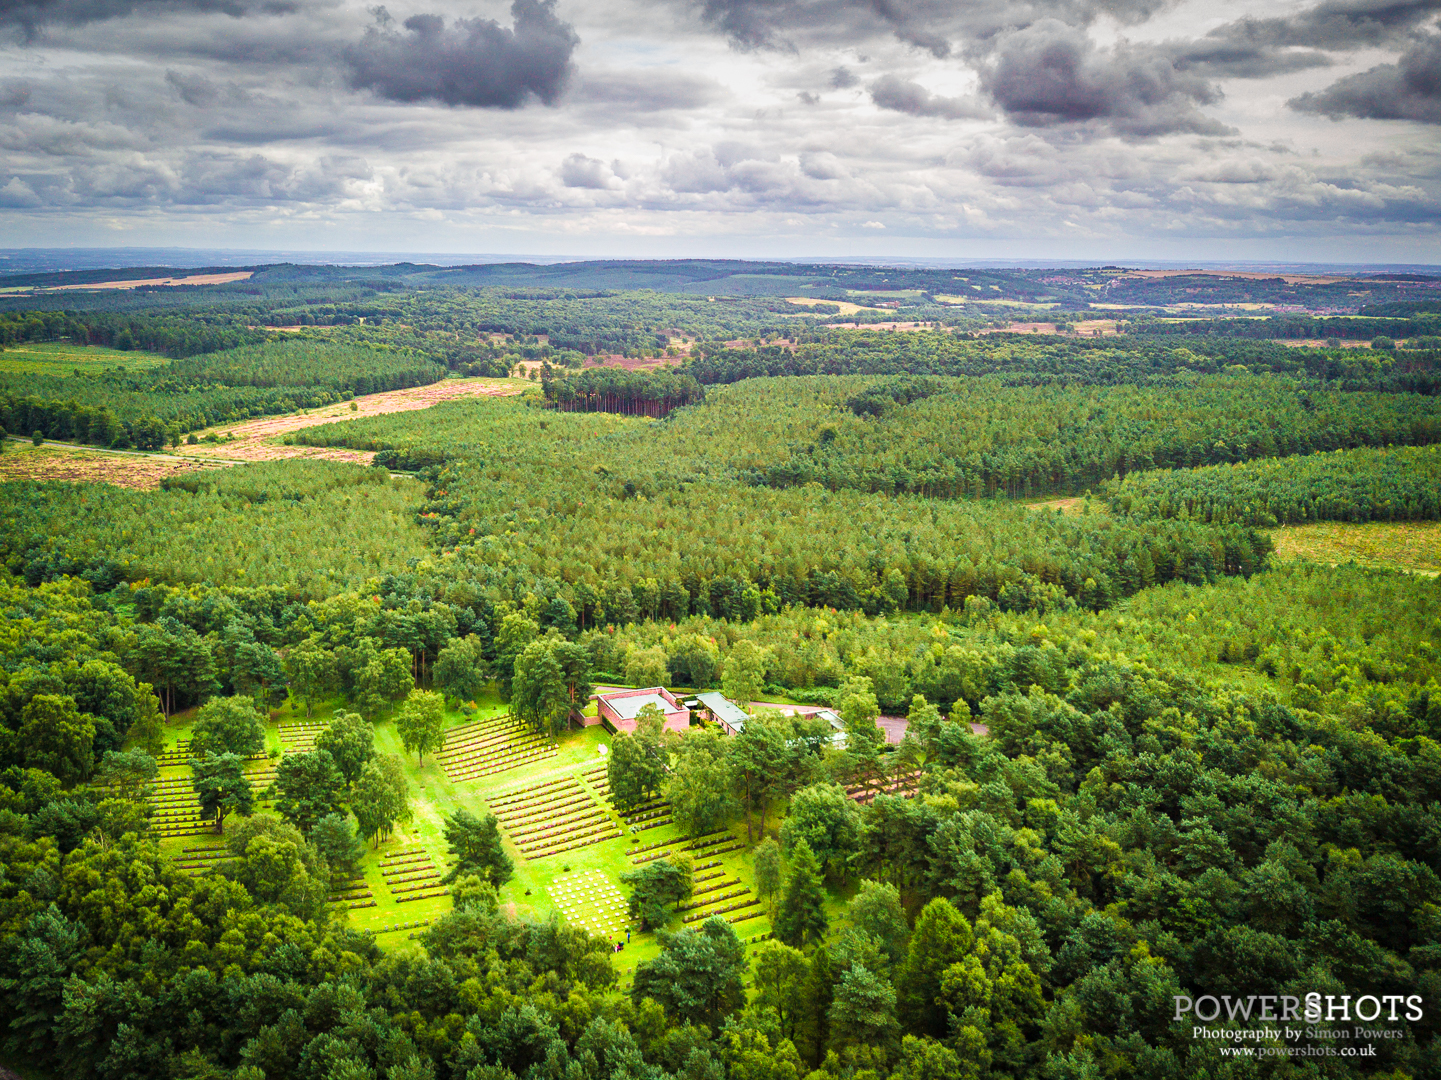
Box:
[829,65,859,88]
[1166,39,1332,79]
[868,73,986,118]
[869,0,948,56]
[165,68,219,105]
[343,0,577,108]
[692,0,1175,55]
[696,0,955,54]
[0,0,295,36]
[1204,0,1441,52]
[981,19,1232,137]
[1290,34,1441,122]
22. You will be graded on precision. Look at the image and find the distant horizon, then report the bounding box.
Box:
[2,247,1438,278]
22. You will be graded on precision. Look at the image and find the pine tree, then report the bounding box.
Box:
[774,838,828,950]
[441,808,514,886]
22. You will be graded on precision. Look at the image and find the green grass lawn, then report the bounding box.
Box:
[146,691,816,983]
[0,340,171,375]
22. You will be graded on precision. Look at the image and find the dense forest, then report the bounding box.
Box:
[682,330,1441,395]
[0,261,1437,1080]
[0,460,430,599]
[543,368,706,416]
[1108,444,1441,525]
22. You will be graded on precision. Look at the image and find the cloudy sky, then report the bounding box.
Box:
[0,0,1438,260]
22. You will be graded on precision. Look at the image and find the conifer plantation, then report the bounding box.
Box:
[0,262,1437,1080]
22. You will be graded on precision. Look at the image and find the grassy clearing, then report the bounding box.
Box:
[783,297,883,317]
[1269,521,1441,575]
[1021,495,1092,516]
[150,691,789,983]
[0,441,221,488]
[0,340,170,374]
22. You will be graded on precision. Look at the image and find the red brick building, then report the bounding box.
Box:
[593,687,691,734]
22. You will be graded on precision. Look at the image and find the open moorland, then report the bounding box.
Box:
[0,258,1438,1080]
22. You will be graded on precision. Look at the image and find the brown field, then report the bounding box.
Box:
[1119,268,1355,285]
[0,442,226,488]
[784,297,881,317]
[1279,339,1373,348]
[176,443,380,465]
[1270,521,1441,576]
[177,378,525,452]
[41,271,255,292]
[828,321,944,331]
[979,321,1060,335]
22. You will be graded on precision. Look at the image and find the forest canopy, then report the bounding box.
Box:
[0,262,1437,1080]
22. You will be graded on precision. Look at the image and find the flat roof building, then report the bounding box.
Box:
[593,686,690,735]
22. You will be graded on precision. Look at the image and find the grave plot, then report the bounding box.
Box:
[153,740,267,769]
[548,869,630,940]
[676,846,763,926]
[380,848,448,903]
[630,831,741,864]
[172,844,230,876]
[437,714,556,782]
[488,774,621,861]
[580,762,609,799]
[329,872,375,908]
[147,762,278,839]
[846,768,923,805]
[617,834,765,929]
[278,721,328,753]
[620,796,672,830]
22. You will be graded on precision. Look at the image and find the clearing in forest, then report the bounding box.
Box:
[827,320,943,331]
[0,442,223,488]
[783,297,882,317]
[151,690,785,981]
[1270,521,1441,576]
[0,340,171,374]
[39,271,256,291]
[174,377,526,458]
[1022,496,1091,516]
[175,442,380,465]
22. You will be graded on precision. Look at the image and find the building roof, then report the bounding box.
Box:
[814,709,847,746]
[696,691,750,729]
[600,690,681,721]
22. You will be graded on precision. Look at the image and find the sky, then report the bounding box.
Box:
[0,0,1438,262]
